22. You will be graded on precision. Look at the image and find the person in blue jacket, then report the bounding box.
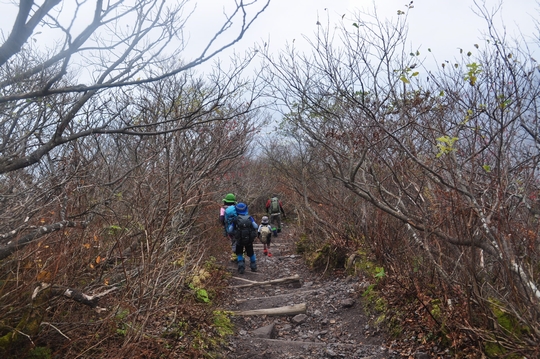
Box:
[228,202,258,274]
[220,193,237,261]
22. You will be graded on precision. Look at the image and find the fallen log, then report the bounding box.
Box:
[230,274,301,289]
[231,276,259,284]
[233,303,306,316]
[235,289,319,304]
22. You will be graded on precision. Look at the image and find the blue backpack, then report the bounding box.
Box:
[224,205,237,231]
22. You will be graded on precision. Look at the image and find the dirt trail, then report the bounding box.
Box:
[218,224,401,359]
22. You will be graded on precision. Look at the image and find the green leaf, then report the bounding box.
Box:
[400,76,410,84]
[436,136,458,145]
[412,72,419,77]
[352,23,359,28]
[482,164,491,172]
[436,136,459,157]
[196,288,210,303]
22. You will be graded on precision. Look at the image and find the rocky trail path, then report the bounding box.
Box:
[218,225,403,359]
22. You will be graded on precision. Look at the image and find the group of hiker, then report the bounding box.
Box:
[219,193,286,274]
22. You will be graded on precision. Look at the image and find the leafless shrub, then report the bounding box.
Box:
[0,0,267,355]
[259,3,540,355]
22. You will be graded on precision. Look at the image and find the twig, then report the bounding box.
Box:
[41,322,71,340]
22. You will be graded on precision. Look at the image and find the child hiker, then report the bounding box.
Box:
[227,202,258,274]
[258,216,273,257]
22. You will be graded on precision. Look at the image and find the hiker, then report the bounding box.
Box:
[220,193,237,261]
[227,202,258,274]
[258,216,273,257]
[265,194,286,236]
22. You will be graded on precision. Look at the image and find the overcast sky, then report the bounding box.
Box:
[0,0,537,74]
[185,0,538,67]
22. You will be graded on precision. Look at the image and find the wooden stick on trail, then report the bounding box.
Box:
[230,275,301,289]
[233,303,307,316]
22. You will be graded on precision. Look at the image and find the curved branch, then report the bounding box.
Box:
[0,0,62,66]
[0,220,86,260]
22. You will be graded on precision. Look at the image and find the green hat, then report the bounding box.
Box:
[223,193,236,204]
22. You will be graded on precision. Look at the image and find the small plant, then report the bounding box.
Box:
[195,288,210,303]
[107,224,123,235]
[114,307,130,336]
[295,234,312,254]
[374,266,385,280]
[162,320,187,339]
[213,310,234,337]
[115,307,130,320]
[362,283,377,304]
[27,346,52,359]
[189,282,211,304]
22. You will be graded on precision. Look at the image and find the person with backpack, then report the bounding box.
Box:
[265,194,286,236]
[220,193,237,261]
[227,202,258,274]
[258,216,273,257]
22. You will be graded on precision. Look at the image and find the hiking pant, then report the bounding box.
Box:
[269,213,282,231]
[229,234,236,253]
[236,241,256,272]
[235,242,254,257]
[264,233,272,247]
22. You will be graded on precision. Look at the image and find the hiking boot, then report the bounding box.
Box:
[250,260,257,272]
[238,260,245,274]
[263,249,268,256]
[267,252,272,257]
[277,228,281,233]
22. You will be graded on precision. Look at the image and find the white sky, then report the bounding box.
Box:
[0,0,537,74]
[185,0,538,67]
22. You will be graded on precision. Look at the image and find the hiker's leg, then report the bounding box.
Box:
[276,214,282,232]
[246,244,257,271]
[230,235,236,253]
[265,234,273,256]
[270,215,278,236]
[236,244,245,273]
[229,235,237,261]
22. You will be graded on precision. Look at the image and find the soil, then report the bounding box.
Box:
[217,224,407,359]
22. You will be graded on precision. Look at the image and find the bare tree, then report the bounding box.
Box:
[0,0,267,355]
[0,0,268,255]
[260,3,540,354]
[0,0,268,173]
